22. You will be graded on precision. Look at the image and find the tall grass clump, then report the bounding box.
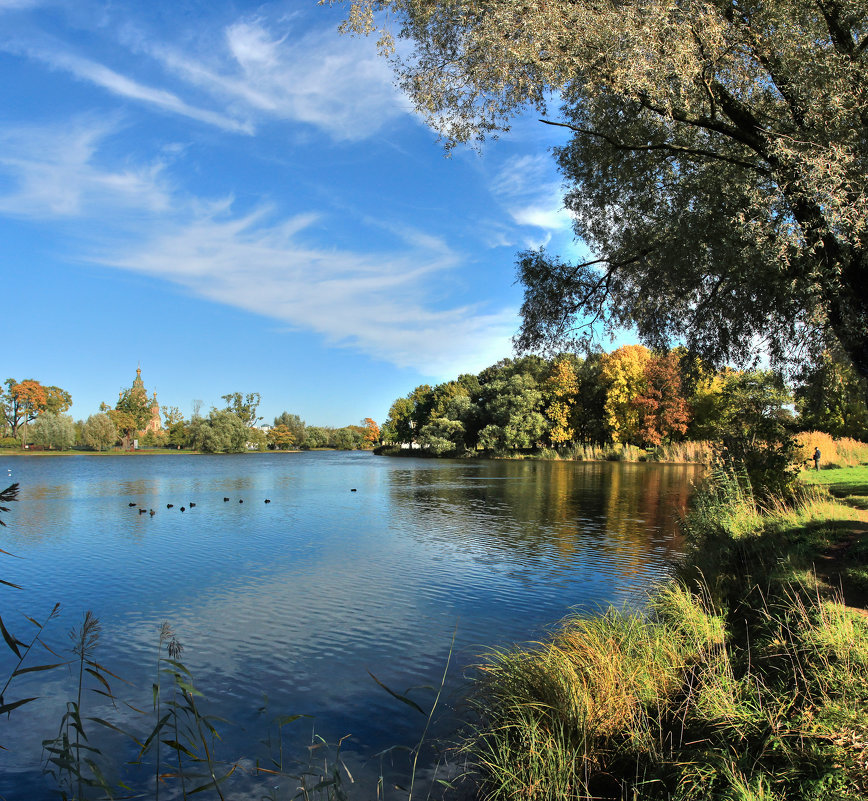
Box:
[647,440,715,463]
[795,431,868,469]
[464,465,868,800]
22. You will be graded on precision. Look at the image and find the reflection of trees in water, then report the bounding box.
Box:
[388,461,702,573]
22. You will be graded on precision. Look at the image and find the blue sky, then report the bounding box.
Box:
[0,0,585,427]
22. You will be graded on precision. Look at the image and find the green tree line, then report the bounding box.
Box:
[1,379,380,454]
[380,346,868,454]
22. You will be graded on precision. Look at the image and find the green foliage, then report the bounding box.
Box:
[189,409,248,453]
[478,372,547,449]
[0,436,20,449]
[383,396,415,445]
[42,611,116,800]
[418,417,465,454]
[221,392,262,428]
[380,346,801,460]
[115,385,153,433]
[30,412,76,450]
[273,411,306,444]
[795,350,868,439]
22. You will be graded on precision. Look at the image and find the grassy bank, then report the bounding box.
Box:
[462,468,868,800]
[375,441,715,463]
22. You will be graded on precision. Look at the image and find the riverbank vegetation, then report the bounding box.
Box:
[462,467,868,801]
[1,378,380,454]
[379,346,867,470]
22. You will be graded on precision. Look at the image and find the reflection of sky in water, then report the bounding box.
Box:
[0,452,701,799]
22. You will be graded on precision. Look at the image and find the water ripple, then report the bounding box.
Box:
[0,452,700,800]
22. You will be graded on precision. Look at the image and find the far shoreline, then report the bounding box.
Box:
[0,448,309,457]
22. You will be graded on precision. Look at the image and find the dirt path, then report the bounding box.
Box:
[814,514,868,614]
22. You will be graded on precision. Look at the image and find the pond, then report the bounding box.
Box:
[0,451,703,799]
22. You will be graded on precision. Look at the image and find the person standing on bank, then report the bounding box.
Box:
[813,447,821,471]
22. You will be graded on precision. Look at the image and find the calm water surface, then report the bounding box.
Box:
[0,451,702,799]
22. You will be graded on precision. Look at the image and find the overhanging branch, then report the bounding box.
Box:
[539,119,768,173]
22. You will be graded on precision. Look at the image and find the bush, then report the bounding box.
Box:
[0,436,20,449]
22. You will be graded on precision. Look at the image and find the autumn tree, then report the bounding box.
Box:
[600,345,652,444]
[343,0,868,394]
[2,378,50,443]
[268,425,296,450]
[44,386,72,415]
[544,356,580,446]
[631,352,690,447]
[274,412,306,444]
[362,418,380,446]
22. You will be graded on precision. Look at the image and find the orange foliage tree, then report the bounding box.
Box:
[362,418,380,446]
[2,378,51,444]
[268,424,296,450]
[631,352,690,446]
[600,345,652,444]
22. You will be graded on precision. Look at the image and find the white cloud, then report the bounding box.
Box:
[2,38,251,133]
[146,20,411,141]
[95,204,516,374]
[0,119,171,216]
[488,153,573,246]
[0,114,514,373]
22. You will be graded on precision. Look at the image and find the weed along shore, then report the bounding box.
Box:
[461,466,868,801]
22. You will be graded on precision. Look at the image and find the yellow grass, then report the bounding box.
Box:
[794,431,868,469]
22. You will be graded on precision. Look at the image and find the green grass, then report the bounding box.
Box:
[463,468,868,801]
[801,466,868,510]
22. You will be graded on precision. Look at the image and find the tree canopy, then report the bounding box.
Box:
[341,0,868,387]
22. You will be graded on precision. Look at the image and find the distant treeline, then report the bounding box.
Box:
[0,381,379,453]
[380,346,868,454]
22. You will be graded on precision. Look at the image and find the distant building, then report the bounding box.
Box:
[124,367,162,436]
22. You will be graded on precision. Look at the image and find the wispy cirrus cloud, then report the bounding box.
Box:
[0,118,514,376]
[142,19,411,141]
[489,153,574,248]
[1,38,252,133]
[1,13,407,140]
[97,204,516,375]
[0,118,171,216]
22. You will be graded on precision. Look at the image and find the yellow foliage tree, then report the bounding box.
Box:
[545,357,579,445]
[601,345,651,444]
[268,425,295,450]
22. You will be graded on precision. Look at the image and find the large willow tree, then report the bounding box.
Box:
[339,0,868,384]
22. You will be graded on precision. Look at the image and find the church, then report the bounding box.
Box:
[124,367,162,436]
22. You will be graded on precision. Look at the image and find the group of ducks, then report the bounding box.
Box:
[127,497,271,516]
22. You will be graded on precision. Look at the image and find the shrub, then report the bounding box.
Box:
[0,436,20,449]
